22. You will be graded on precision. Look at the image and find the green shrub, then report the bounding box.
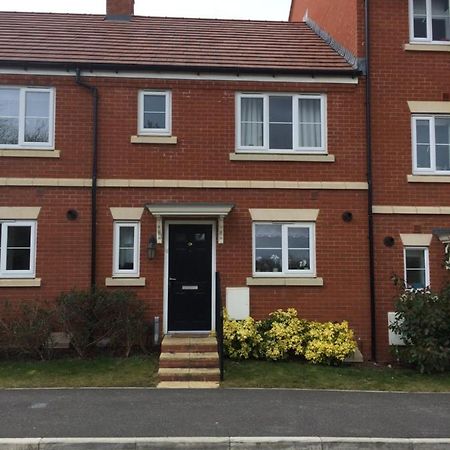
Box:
[0,301,54,360]
[390,287,450,373]
[57,289,148,358]
[223,308,356,365]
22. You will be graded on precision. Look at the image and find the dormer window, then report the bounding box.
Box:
[410,0,450,43]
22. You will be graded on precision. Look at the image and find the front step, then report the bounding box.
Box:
[157,335,220,388]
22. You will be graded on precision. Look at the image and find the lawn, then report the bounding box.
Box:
[222,359,450,392]
[0,355,158,388]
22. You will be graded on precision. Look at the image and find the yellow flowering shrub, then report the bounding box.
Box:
[222,309,357,365]
[303,321,357,365]
[222,311,262,359]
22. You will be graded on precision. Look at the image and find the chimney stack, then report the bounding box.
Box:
[106,0,134,20]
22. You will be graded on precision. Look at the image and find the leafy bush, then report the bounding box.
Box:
[223,308,356,365]
[57,289,148,358]
[390,287,450,373]
[0,301,54,360]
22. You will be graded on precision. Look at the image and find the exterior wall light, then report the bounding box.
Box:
[147,235,157,259]
[383,236,395,247]
[342,211,353,222]
[433,228,450,270]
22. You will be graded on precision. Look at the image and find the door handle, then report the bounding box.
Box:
[169,277,176,281]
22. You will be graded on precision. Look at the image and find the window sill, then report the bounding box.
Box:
[246,277,323,287]
[105,277,146,287]
[230,153,335,163]
[130,135,177,145]
[0,149,60,158]
[404,43,450,52]
[408,174,450,183]
[0,278,41,288]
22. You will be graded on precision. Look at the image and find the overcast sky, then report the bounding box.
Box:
[0,0,292,21]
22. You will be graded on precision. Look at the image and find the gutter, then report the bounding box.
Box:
[364,0,377,362]
[75,68,99,291]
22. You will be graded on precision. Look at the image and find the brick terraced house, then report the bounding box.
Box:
[291,0,450,361]
[0,0,374,376]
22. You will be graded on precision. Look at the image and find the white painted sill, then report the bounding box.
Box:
[230,153,335,163]
[246,277,324,287]
[0,149,60,158]
[0,278,41,288]
[404,43,450,52]
[105,277,146,287]
[130,135,177,145]
[408,174,450,183]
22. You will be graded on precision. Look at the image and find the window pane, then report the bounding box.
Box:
[414,0,428,38]
[269,96,292,122]
[299,123,322,148]
[144,95,166,113]
[299,99,322,148]
[24,118,49,143]
[119,249,134,270]
[406,249,425,269]
[432,0,450,40]
[6,249,31,271]
[288,249,310,270]
[417,144,431,168]
[7,226,31,247]
[416,120,431,168]
[0,118,19,144]
[241,97,264,147]
[26,91,50,118]
[144,112,166,129]
[436,144,450,170]
[0,89,19,116]
[416,120,430,143]
[435,118,450,143]
[288,227,309,248]
[255,224,282,248]
[406,269,426,289]
[255,248,282,272]
[269,123,293,149]
[119,227,135,248]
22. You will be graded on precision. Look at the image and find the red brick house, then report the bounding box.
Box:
[0,0,372,360]
[291,0,450,361]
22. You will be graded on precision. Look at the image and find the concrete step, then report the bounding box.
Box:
[161,335,218,353]
[158,367,220,382]
[156,381,220,389]
[159,352,219,369]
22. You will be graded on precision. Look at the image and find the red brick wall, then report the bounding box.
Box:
[289,0,365,58]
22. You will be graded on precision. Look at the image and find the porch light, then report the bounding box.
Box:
[433,228,450,270]
[147,235,157,260]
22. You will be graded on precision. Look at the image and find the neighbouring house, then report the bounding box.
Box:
[0,0,372,364]
[291,0,450,361]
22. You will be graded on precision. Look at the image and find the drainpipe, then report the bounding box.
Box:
[364,0,377,362]
[75,68,99,291]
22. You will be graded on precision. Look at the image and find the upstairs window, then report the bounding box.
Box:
[138,91,171,135]
[0,221,37,278]
[410,0,450,42]
[412,115,450,173]
[0,87,54,149]
[404,247,429,289]
[237,93,326,153]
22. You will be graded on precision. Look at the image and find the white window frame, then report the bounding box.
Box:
[252,222,316,277]
[412,115,450,174]
[403,246,430,289]
[0,220,37,278]
[236,93,327,153]
[409,0,450,44]
[112,221,140,278]
[0,86,55,149]
[138,90,172,136]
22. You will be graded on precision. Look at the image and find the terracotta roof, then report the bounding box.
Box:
[0,12,356,74]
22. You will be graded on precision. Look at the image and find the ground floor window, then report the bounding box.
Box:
[404,246,429,289]
[253,222,315,276]
[113,222,140,277]
[0,220,36,278]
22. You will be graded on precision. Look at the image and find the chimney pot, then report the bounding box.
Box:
[106,0,134,20]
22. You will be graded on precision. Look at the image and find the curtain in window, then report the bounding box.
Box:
[435,117,450,171]
[298,98,321,148]
[241,97,263,147]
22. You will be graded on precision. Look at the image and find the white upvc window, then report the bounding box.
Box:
[404,247,430,289]
[236,93,326,153]
[410,0,450,43]
[0,87,55,149]
[0,221,37,278]
[253,222,316,277]
[113,222,140,277]
[138,91,171,135]
[412,115,450,173]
